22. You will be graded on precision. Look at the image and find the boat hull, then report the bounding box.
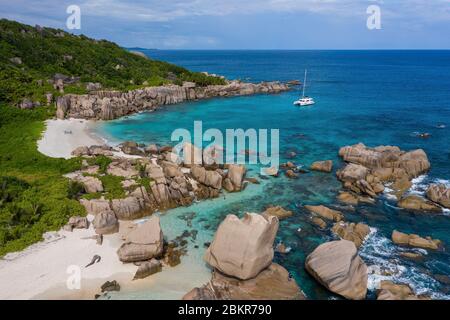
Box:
[293,101,315,106]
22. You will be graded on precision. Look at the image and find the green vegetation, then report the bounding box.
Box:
[0,18,227,256]
[87,155,112,174]
[0,105,84,256]
[137,177,154,192]
[99,175,126,200]
[0,19,226,106]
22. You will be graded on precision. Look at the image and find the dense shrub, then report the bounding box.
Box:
[0,105,84,256]
[0,19,225,106]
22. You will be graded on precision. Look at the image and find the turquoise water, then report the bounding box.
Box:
[94,50,450,299]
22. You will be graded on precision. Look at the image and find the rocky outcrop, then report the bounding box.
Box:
[56,81,290,120]
[305,240,368,300]
[377,281,429,300]
[183,263,305,300]
[331,222,370,248]
[191,165,222,189]
[285,170,298,179]
[93,210,119,235]
[311,216,327,229]
[107,160,139,178]
[117,216,164,262]
[74,150,246,220]
[337,143,431,201]
[100,280,120,292]
[185,211,305,300]
[426,184,450,209]
[304,205,343,222]
[76,175,103,193]
[391,230,442,250]
[145,144,158,154]
[80,198,111,215]
[262,166,279,176]
[225,164,246,191]
[310,160,333,173]
[204,213,279,280]
[111,196,149,220]
[337,191,359,205]
[397,195,442,213]
[64,216,89,231]
[71,145,113,157]
[339,143,430,178]
[120,141,144,156]
[133,259,162,280]
[337,163,369,183]
[262,206,293,220]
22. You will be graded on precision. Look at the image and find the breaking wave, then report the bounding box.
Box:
[360,228,449,299]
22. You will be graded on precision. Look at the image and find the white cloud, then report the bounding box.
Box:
[1,0,449,24]
[75,0,450,22]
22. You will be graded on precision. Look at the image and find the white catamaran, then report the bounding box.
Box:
[294,69,315,106]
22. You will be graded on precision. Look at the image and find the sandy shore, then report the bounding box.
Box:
[0,216,141,300]
[37,118,104,159]
[4,118,211,300]
[0,212,212,300]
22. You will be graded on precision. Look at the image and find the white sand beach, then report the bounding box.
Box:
[37,118,104,159]
[0,212,213,300]
[0,216,139,300]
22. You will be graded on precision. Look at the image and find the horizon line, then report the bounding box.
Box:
[127,48,450,51]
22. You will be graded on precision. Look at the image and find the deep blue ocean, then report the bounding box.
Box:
[94,50,450,299]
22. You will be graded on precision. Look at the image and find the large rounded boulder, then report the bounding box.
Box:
[426,184,450,209]
[204,213,278,280]
[117,216,164,262]
[305,240,368,300]
[183,263,305,300]
[93,210,119,235]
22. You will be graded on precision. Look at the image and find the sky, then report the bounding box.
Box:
[1,0,450,49]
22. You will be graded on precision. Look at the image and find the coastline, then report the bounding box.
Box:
[37,118,104,159]
[11,116,258,300]
[0,176,268,300]
[0,215,137,299]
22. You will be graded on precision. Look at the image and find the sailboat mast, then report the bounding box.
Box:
[302,69,307,98]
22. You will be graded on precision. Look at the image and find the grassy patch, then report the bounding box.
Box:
[99,175,125,200]
[137,177,154,192]
[87,155,112,174]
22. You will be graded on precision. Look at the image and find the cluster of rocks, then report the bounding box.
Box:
[266,159,333,179]
[335,143,448,212]
[262,205,293,220]
[56,80,290,120]
[72,144,114,157]
[426,184,450,209]
[310,160,333,173]
[17,72,80,109]
[336,143,450,213]
[50,73,80,93]
[392,230,442,250]
[376,281,429,300]
[63,216,89,232]
[66,141,252,283]
[116,216,165,280]
[18,98,42,110]
[72,142,247,223]
[331,222,370,248]
[304,204,371,247]
[183,213,305,300]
